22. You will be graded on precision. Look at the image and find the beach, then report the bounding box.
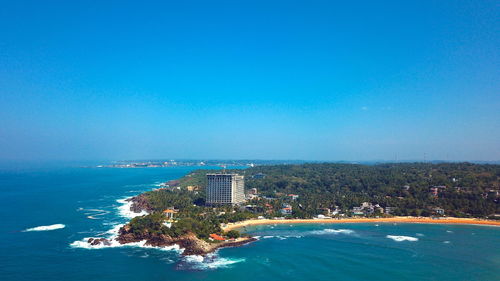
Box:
[223,217,500,231]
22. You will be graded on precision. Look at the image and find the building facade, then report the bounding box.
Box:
[206,173,245,205]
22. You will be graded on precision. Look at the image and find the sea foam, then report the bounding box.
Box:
[70,199,179,253]
[70,237,182,252]
[386,235,418,242]
[70,222,182,252]
[182,253,245,270]
[310,229,355,235]
[116,198,148,219]
[24,224,65,232]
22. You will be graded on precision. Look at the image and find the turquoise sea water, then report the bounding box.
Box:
[1,166,499,281]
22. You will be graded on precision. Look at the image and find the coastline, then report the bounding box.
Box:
[74,195,257,256]
[222,217,500,231]
[75,184,499,256]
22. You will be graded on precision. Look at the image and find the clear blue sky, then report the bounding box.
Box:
[0,0,498,161]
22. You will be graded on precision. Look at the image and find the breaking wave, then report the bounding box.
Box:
[77,208,111,220]
[258,235,302,240]
[70,237,181,252]
[310,229,356,235]
[70,198,172,252]
[386,235,418,242]
[70,223,124,249]
[69,223,182,252]
[24,224,65,232]
[180,254,245,270]
[117,198,148,219]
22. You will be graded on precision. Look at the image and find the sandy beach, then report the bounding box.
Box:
[223,217,500,231]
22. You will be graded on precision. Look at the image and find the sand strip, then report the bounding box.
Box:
[223,217,500,231]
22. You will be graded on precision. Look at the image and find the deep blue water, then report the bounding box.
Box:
[1,166,499,281]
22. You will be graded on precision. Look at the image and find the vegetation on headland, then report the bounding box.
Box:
[126,213,220,239]
[116,163,499,253]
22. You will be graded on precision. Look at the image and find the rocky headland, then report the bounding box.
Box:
[87,193,256,255]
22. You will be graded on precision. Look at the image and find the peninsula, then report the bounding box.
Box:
[87,163,500,254]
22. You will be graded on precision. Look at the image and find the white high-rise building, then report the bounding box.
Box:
[206,174,245,205]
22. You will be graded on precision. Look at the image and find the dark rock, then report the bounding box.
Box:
[128,194,153,213]
[87,237,111,246]
[115,220,257,255]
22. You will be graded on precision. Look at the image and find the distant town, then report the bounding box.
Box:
[96,159,500,169]
[96,159,310,168]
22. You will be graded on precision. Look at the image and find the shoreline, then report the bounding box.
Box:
[76,195,257,256]
[222,217,500,231]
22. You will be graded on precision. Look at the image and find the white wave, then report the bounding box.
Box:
[160,257,175,264]
[446,230,453,233]
[259,235,301,239]
[183,254,245,270]
[415,233,424,237]
[106,223,125,235]
[70,236,182,252]
[71,192,178,253]
[24,224,65,232]
[116,198,148,219]
[386,235,418,242]
[443,241,451,244]
[70,222,181,253]
[70,238,129,249]
[310,229,355,235]
[70,222,124,249]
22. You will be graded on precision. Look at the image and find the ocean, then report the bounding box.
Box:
[1,165,499,281]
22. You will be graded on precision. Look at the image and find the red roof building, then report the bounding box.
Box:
[209,233,225,241]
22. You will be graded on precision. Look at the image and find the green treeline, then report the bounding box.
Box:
[127,163,499,240]
[182,163,500,218]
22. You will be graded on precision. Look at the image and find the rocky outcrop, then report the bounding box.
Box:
[115,224,172,245]
[177,234,257,256]
[87,238,111,246]
[175,233,213,255]
[112,223,256,255]
[103,188,257,255]
[128,194,153,213]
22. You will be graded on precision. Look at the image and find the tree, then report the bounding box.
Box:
[225,230,240,239]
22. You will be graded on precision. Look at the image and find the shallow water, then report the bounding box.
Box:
[1,166,499,281]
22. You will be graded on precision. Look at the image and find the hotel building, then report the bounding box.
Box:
[206,173,245,205]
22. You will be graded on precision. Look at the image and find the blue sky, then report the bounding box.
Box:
[0,0,498,161]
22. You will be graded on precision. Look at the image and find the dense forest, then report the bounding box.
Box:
[127,163,499,241]
[178,163,500,218]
